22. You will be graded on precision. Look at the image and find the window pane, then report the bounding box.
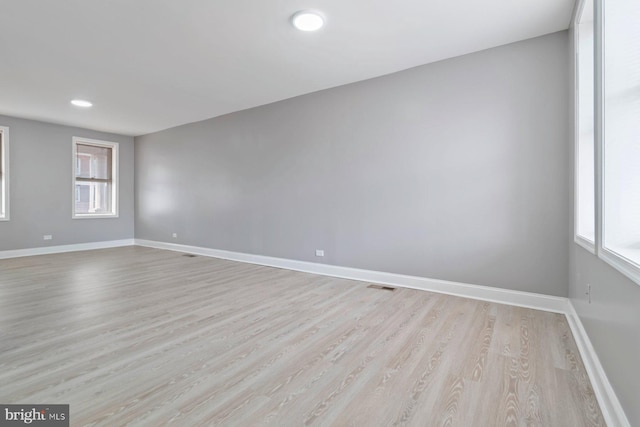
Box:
[73,138,118,217]
[603,0,640,264]
[576,1,595,243]
[74,182,112,214]
[76,144,112,180]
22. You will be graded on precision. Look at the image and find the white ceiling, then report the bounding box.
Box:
[0,0,575,136]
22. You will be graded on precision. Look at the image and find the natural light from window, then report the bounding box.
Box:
[575,0,595,245]
[603,0,640,268]
[73,138,118,218]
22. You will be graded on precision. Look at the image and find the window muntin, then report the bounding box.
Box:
[72,138,118,218]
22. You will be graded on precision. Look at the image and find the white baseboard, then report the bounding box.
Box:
[134,239,568,313]
[0,239,135,260]
[565,301,631,427]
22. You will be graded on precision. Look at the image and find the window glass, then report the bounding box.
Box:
[73,138,118,217]
[603,0,640,265]
[576,0,595,243]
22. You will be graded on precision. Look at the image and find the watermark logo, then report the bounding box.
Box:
[0,405,68,426]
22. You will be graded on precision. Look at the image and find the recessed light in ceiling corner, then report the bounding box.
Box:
[71,99,93,108]
[291,10,325,32]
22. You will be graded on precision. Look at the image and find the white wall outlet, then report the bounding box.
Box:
[43,235,53,240]
[172,233,178,238]
[586,283,592,304]
[315,249,324,257]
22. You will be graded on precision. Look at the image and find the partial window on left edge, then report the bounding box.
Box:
[0,126,9,220]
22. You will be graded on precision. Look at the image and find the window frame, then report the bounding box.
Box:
[573,0,596,253]
[0,126,9,221]
[597,0,640,285]
[72,136,119,219]
[574,0,640,286]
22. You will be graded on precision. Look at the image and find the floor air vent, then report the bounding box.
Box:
[367,284,396,291]
[182,254,197,258]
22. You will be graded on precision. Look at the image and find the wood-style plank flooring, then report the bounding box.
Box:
[0,246,605,426]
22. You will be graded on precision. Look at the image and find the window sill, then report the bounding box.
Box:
[575,235,596,254]
[73,214,119,219]
[599,246,640,287]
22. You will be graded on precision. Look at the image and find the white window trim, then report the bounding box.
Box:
[576,235,596,253]
[593,0,605,260]
[572,0,596,253]
[574,0,640,287]
[596,0,640,287]
[0,126,9,221]
[600,248,640,286]
[72,136,119,219]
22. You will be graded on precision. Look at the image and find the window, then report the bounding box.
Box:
[72,137,119,218]
[574,0,595,248]
[577,0,640,284]
[600,0,640,277]
[0,126,9,220]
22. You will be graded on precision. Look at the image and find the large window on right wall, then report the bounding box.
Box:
[601,0,640,277]
[577,0,640,283]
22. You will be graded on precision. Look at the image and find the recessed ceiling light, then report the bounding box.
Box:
[291,11,324,32]
[71,99,93,108]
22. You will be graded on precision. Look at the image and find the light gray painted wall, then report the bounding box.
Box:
[136,31,570,296]
[0,115,134,250]
[570,248,640,425]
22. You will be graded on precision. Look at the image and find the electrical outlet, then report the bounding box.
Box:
[586,283,592,304]
[172,233,178,238]
[315,249,324,257]
[43,235,52,241]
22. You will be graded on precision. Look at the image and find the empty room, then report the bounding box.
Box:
[0,0,637,426]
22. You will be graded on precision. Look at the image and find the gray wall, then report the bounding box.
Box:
[570,248,640,425]
[136,31,570,296]
[0,115,134,250]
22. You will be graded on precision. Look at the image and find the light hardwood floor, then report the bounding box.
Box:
[0,246,604,426]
